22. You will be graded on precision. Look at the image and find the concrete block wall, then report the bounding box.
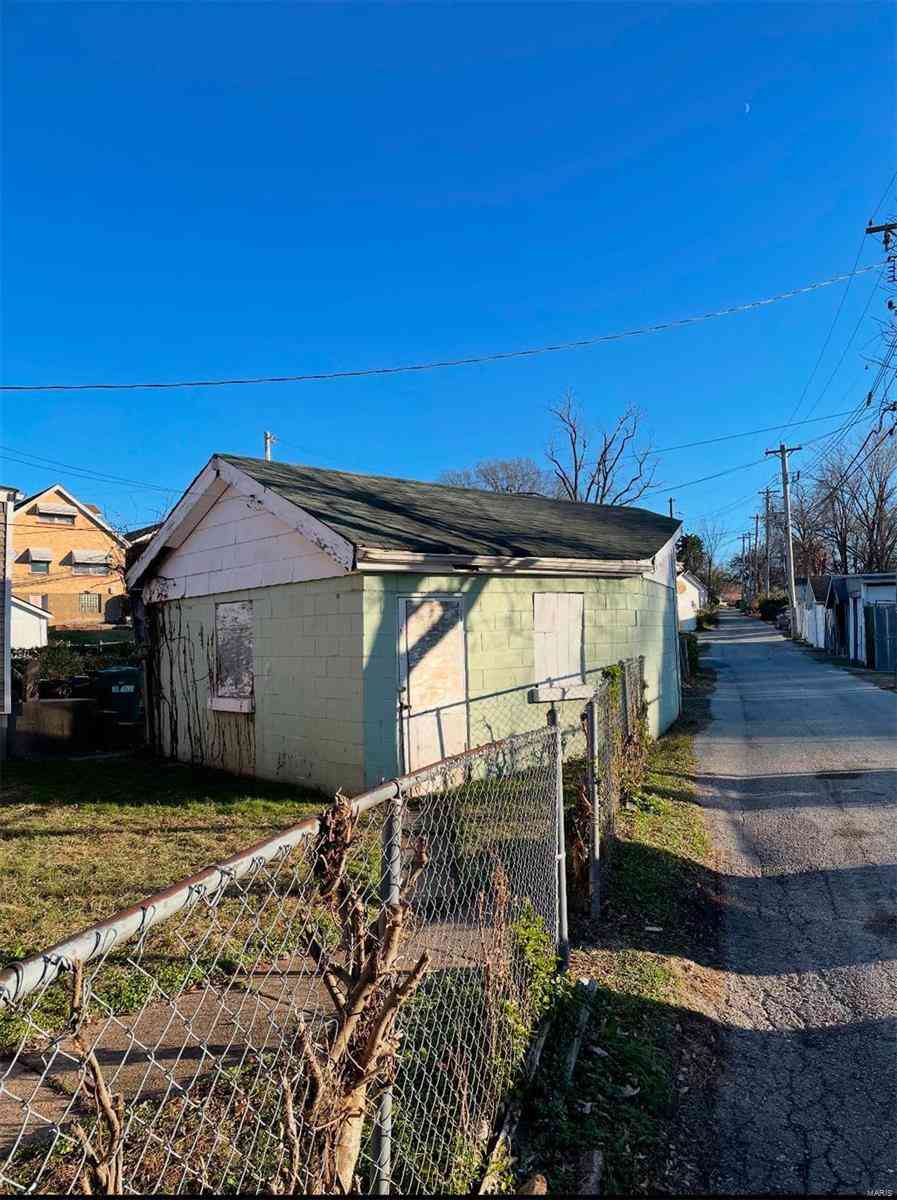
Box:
[361,571,680,786]
[151,575,364,795]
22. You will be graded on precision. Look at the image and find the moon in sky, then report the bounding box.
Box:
[745,102,751,114]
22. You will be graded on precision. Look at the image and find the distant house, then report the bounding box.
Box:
[11,595,52,650]
[795,575,829,649]
[1,485,17,758]
[825,573,896,671]
[676,568,709,631]
[128,454,683,794]
[12,484,129,627]
[124,523,162,572]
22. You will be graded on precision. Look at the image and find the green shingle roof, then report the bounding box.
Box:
[221,455,679,563]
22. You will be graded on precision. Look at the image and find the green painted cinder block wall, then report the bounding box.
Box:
[154,576,365,795]
[361,572,680,787]
[152,570,678,796]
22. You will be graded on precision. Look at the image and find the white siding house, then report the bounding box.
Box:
[676,569,709,631]
[11,596,52,650]
[795,576,829,649]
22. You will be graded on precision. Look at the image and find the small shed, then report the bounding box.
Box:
[128,454,683,794]
[825,573,896,669]
[795,575,829,649]
[676,569,709,631]
[11,596,52,650]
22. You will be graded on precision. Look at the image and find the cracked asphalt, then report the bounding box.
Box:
[694,610,897,1195]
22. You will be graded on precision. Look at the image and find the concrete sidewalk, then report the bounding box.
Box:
[695,611,897,1194]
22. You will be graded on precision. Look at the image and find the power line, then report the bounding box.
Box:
[649,406,859,455]
[798,265,886,421]
[787,239,869,422]
[805,417,897,517]
[0,447,181,494]
[0,265,877,393]
[643,417,866,501]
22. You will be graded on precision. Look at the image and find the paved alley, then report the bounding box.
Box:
[695,610,897,1194]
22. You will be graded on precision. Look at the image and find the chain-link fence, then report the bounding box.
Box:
[0,726,564,1196]
[567,656,646,916]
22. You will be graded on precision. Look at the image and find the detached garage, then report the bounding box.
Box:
[128,455,683,794]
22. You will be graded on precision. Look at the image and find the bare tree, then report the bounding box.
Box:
[789,482,828,577]
[438,457,555,495]
[696,517,727,593]
[844,434,897,571]
[546,390,658,505]
[813,448,857,574]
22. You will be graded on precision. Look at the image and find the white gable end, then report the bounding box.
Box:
[143,484,348,602]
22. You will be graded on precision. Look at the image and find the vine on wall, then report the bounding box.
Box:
[145,598,255,776]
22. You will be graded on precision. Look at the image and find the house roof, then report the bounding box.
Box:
[14,484,127,546]
[676,568,707,591]
[825,572,895,605]
[124,523,162,544]
[218,455,680,563]
[11,595,52,620]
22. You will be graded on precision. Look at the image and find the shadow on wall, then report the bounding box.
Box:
[363,574,660,782]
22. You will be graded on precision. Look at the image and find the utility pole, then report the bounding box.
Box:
[759,487,775,594]
[865,217,897,687]
[263,430,277,462]
[740,533,748,605]
[753,513,761,598]
[765,442,801,637]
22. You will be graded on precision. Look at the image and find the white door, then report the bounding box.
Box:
[398,597,468,773]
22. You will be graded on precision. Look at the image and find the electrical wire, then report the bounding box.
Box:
[799,265,886,420]
[787,240,869,422]
[804,418,897,518]
[649,406,859,455]
[0,265,878,393]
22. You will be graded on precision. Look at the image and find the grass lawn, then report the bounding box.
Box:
[517,664,721,1195]
[0,753,322,967]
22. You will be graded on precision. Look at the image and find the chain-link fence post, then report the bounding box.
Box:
[618,658,629,740]
[373,790,403,1196]
[583,696,601,918]
[552,716,570,969]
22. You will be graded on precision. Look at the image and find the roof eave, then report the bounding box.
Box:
[127,455,356,592]
[355,546,654,577]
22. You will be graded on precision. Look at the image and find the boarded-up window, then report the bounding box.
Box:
[534,593,584,685]
[215,600,254,698]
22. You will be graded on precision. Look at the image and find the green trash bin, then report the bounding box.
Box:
[93,666,144,723]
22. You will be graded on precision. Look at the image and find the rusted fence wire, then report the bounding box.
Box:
[1,727,564,1196]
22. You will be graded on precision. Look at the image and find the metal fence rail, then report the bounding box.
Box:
[0,727,564,1196]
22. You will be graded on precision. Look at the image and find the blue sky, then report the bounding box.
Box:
[2,2,895,560]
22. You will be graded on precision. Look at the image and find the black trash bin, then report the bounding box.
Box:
[92,666,144,723]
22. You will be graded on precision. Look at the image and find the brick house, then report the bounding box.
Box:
[128,455,683,794]
[12,484,129,628]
